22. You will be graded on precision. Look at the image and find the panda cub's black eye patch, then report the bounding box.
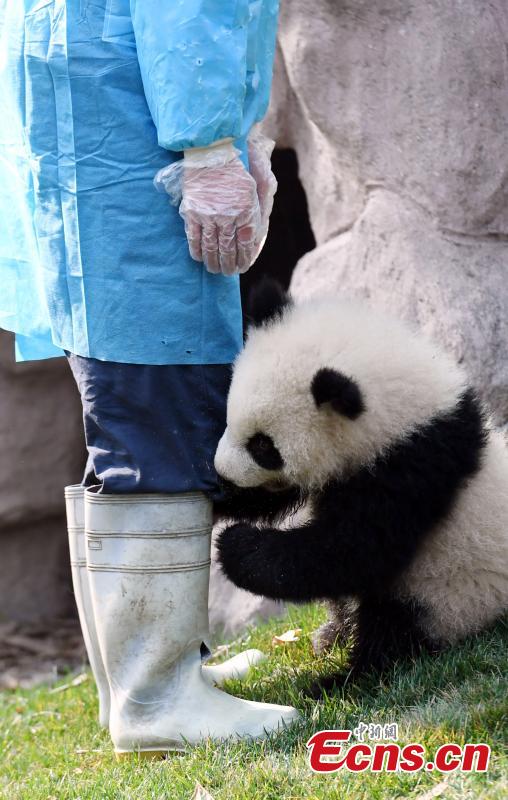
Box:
[246,433,284,471]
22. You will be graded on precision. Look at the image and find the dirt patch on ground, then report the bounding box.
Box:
[0,618,86,689]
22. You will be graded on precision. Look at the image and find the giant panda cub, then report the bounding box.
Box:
[214,279,508,685]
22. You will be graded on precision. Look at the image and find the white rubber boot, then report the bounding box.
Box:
[84,490,299,757]
[65,485,110,728]
[66,487,265,727]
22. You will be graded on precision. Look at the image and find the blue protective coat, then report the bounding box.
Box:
[0,0,279,363]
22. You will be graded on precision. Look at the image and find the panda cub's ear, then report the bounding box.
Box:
[248,277,292,328]
[311,368,365,419]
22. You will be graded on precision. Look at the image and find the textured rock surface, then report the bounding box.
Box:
[0,331,85,620]
[0,517,76,623]
[265,0,508,426]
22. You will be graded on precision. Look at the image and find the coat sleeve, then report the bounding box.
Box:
[130,0,251,151]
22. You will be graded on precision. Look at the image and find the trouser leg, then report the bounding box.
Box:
[66,355,233,497]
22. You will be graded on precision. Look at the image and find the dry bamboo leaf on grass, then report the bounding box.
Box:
[49,672,88,694]
[414,780,450,800]
[191,782,215,800]
[272,628,302,646]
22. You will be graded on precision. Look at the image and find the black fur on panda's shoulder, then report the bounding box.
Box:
[313,388,488,591]
[330,387,484,513]
[247,277,292,328]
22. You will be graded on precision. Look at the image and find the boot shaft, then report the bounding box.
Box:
[85,491,212,703]
[65,484,86,564]
[65,484,111,728]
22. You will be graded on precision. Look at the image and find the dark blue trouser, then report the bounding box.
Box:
[67,354,231,499]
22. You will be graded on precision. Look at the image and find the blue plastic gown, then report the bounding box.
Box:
[0,0,279,363]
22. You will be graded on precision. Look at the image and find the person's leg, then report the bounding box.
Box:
[65,355,298,752]
[67,356,233,497]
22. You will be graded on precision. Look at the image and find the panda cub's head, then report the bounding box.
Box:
[214,280,466,492]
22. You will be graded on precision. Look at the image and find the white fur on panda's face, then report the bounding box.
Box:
[214,299,467,491]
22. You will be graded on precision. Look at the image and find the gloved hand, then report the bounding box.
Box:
[247,130,278,263]
[154,140,262,276]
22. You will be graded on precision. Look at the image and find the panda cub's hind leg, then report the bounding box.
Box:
[350,596,439,676]
[309,596,440,699]
[312,599,358,654]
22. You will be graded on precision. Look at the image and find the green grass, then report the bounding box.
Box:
[1,604,507,800]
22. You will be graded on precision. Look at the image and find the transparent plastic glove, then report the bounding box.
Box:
[247,130,278,262]
[154,141,261,276]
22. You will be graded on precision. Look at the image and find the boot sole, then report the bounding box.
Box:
[114,715,300,760]
[115,744,185,761]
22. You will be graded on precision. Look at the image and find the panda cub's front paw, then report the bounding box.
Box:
[216,522,262,588]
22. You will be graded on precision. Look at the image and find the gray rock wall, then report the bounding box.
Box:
[0,331,85,621]
[265,0,508,426]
